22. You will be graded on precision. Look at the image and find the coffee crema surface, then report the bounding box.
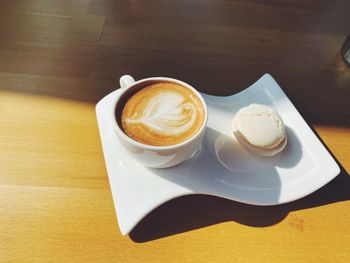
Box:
[121,82,205,146]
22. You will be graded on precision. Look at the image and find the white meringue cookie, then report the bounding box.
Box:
[233,104,287,156]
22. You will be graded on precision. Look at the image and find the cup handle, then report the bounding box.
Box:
[119,75,135,90]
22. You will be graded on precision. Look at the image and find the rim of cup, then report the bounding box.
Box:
[112,77,208,151]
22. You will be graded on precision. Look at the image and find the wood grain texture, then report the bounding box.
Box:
[0,1,349,262]
[1,91,349,263]
[0,0,349,125]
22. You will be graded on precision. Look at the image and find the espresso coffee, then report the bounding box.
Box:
[120,82,205,146]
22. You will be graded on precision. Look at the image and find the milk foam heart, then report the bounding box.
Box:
[121,82,205,146]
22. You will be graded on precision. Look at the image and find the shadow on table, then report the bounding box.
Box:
[129,134,350,242]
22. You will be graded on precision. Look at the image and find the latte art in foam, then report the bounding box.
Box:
[125,92,196,134]
[121,83,205,146]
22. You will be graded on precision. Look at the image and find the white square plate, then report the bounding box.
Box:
[96,74,340,235]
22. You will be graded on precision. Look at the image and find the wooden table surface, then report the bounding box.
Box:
[1,1,349,262]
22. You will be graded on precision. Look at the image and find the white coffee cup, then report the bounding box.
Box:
[111,75,208,168]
